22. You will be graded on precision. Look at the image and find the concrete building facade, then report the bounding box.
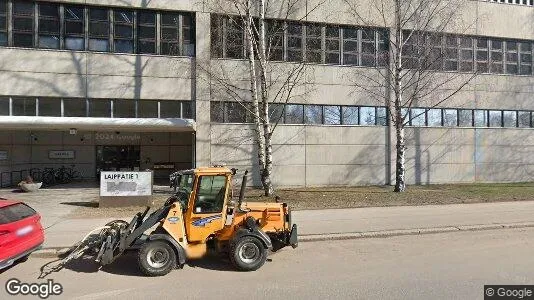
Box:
[0,0,533,187]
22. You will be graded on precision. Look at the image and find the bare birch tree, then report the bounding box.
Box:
[205,0,321,196]
[342,0,477,192]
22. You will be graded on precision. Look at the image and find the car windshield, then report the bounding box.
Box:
[0,203,37,224]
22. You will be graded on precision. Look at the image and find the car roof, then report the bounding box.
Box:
[0,198,21,208]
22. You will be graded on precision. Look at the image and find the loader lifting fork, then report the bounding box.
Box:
[80,166,297,276]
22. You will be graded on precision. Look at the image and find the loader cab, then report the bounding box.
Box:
[185,168,232,242]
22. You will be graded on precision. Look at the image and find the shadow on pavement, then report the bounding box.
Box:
[37,252,246,278]
[60,201,99,208]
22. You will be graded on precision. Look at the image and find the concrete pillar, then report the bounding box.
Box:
[194,11,212,167]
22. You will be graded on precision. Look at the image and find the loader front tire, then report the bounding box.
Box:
[138,240,176,276]
[230,236,267,271]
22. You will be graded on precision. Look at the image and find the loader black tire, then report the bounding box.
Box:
[230,236,267,271]
[138,240,176,277]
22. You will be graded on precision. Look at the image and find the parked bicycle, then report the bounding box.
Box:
[42,165,82,186]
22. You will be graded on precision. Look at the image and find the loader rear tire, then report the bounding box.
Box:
[138,240,176,276]
[230,236,267,271]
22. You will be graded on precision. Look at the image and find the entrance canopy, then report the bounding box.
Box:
[0,116,196,132]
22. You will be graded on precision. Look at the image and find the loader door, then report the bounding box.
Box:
[185,174,229,242]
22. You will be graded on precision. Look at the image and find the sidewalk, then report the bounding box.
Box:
[41,200,534,249]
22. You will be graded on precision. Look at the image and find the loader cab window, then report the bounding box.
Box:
[194,175,227,214]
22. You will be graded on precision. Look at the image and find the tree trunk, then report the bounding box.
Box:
[258,0,274,196]
[393,0,406,193]
[244,0,267,187]
[394,124,406,192]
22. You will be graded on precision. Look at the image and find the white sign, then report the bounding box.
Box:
[0,151,7,160]
[100,171,153,197]
[49,150,75,159]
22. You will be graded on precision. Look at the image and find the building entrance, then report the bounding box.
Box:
[96,145,140,177]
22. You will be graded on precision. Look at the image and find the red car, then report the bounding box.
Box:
[0,199,44,269]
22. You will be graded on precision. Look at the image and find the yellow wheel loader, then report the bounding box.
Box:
[82,167,297,276]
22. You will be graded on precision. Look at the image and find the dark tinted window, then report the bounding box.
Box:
[38,98,61,116]
[138,100,158,118]
[160,101,181,118]
[12,98,35,116]
[0,203,37,224]
[13,1,34,47]
[64,98,86,117]
[137,11,156,54]
[64,6,85,50]
[0,97,8,115]
[113,100,136,118]
[89,99,111,117]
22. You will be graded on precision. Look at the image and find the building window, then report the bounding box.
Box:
[225,102,246,123]
[161,13,180,56]
[505,41,519,75]
[458,109,473,127]
[443,109,458,127]
[226,16,244,59]
[38,98,61,116]
[210,101,224,122]
[182,14,195,56]
[285,104,303,124]
[410,108,426,126]
[266,20,284,61]
[377,30,389,67]
[476,38,489,73]
[113,100,135,118]
[12,98,36,116]
[113,10,134,53]
[325,26,340,64]
[304,105,323,124]
[474,110,488,127]
[138,100,158,118]
[324,105,341,124]
[376,107,387,125]
[0,97,8,115]
[89,99,111,117]
[503,110,517,127]
[427,109,442,126]
[160,101,181,118]
[361,28,376,67]
[137,11,156,54]
[490,40,504,74]
[268,103,285,123]
[287,22,303,62]
[38,3,60,49]
[0,0,8,46]
[342,27,358,65]
[489,110,502,127]
[63,98,86,117]
[88,8,110,52]
[13,1,35,48]
[444,35,459,71]
[459,36,474,72]
[341,106,358,125]
[519,42,532,75]
[181,101,192,118]
[360,107,376,125]
[518,111,531,128]
[305,24,322,63]
[64,5,85,51]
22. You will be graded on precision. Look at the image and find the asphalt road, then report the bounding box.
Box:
[2,228,534,300]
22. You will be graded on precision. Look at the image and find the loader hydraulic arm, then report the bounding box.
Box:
[97,200,176,266]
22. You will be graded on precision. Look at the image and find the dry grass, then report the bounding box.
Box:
[67,182,534,218]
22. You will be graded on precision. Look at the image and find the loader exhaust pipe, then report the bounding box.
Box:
[238,170,248,209]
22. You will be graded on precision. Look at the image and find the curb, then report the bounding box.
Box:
[298,221,534,243]
[31,221,534,257]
